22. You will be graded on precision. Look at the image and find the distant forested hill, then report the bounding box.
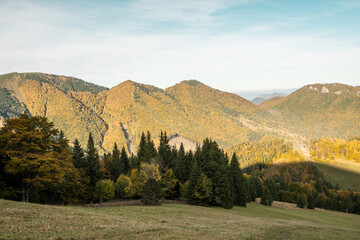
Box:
[260,83,360,138]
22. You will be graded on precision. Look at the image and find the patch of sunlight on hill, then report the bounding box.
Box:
[313,160,360,191]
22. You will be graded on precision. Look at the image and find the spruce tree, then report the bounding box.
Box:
[141,178,162,205]
[86,133,102,188]
[72,138,86,169]
[184,150,194,182]
[120,146,130,174]
[157,131,172,171]
[187,160,200,204]
[307,191,316,210]
[137,132,147,164]
[248,176,257,202]
[260,187,273,206]
[175,143,187,183]
[137,131,157,163]
[146,131,157,160]
[297,194,306,208]
[110,143,121,181]
[229,153,247,207]
[193,172,213,206]
[212,163,234,209]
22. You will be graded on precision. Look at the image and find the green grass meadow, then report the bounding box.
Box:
[313,160,360,191]
[1,199,360,240]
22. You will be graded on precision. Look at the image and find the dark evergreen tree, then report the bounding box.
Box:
[146,131,157,160]
[260,187,273,206]
[184,150,194,182]
[212,163,234,209]
[86,133,102,188]
[192,172,213,206]
[229,153,247,207]
[187,160,200,203]
[141,178,163,205]
[157,131,172,171]
[137,131,157,163]
[343,195,353,213]
[297,194,306,208]
[72,138,86,169]
[110,143,121,181]
[137,132,147,164]
[174,143,188,183]
[307,191,316,210]
[248,176,257,202]
[120,146,130,174]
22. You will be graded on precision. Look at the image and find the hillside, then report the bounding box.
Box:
[260,83,360,138]
[1,199,360,240]
[0,73,278,153]
[1,73,359,153]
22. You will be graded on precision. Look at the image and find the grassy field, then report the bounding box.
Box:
[1,199,360,240]
[313,160,360,191]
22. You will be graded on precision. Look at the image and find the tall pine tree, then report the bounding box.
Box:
[110,143,121,181]
[72,138,86,169]
[229,153,247,207]
[86,133,102,188]
[137,131,157,164]
[120,146,130,174]
[157,131,172,171]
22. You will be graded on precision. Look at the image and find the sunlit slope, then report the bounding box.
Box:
[0,73,108,150]
[100,80,272,151]
[0,73,271,152]
[260,83,360,138]
[165,80,273,147]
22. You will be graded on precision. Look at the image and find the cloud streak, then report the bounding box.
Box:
[0,0,359,91]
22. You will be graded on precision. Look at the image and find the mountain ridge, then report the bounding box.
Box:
[0,72,359,154]
[0,73,272,153]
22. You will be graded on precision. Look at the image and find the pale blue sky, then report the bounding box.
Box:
[0,0,359,92]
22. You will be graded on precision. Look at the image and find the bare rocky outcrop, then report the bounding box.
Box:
[169,134,197,152]
[120,123,137,155]
[5,75,26,103]
[321,87,329,93]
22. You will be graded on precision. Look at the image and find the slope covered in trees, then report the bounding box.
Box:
[260,83,360,138]
[0,72,279,153]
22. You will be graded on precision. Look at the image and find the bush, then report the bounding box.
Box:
[94,180,115,203]
[115,175,130,199]
[181,181,190,198]
[193,173,213,206]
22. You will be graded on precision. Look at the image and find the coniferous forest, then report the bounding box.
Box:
[0,113,360,215]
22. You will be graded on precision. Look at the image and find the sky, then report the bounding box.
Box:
[0,0,360,92]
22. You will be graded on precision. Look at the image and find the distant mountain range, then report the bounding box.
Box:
[251,92,286,105]
[234,88,296,102]
[0,72,359,153]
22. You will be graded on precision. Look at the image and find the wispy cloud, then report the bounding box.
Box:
[0,0,359,91]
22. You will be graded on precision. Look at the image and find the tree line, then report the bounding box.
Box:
[0,113,359,214]
[310,137,360,162]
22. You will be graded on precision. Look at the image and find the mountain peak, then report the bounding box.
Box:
[182,79,203,86]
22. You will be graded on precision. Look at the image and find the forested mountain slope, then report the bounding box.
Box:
[0,73,275,153]
[260,83,360,138]
[1,73,358,153]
